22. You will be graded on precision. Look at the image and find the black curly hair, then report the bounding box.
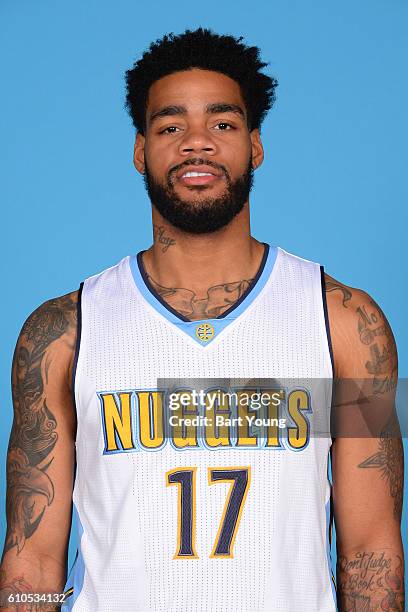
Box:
[124,28,278,135]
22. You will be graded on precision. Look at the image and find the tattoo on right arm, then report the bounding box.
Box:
[2,294,77,559]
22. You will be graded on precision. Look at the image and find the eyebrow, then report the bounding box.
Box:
[206,103,245,119]
[148,102,246,125]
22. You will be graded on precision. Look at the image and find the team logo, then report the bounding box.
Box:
[195,323,215,342]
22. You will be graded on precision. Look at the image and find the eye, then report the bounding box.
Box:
[160,126,180,134]
[214,122,233,130]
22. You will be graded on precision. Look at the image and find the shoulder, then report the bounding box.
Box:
[19,290,79,345]
[324,273,397,384]
[15,290,80,389]
[324,273,371,326]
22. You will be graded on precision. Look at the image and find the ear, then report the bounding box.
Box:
[133,132,146,174]
[250,129,264,170]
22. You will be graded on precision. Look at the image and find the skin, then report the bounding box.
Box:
[0,69,403,611]
[133,69,266,296]
[326,276,404,610]
[0,294,77,611]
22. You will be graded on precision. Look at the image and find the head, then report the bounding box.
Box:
[125,28,278,234]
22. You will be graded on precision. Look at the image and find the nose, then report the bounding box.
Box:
[178,126,217,156]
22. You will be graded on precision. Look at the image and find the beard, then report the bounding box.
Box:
[143,157,254,234]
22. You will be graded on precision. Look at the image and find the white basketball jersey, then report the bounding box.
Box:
[62,244,337,611]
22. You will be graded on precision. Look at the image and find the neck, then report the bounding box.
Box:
[143,203,265,297]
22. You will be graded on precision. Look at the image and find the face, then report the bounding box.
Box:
[134,69,264,234]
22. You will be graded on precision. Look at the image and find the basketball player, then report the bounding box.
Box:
[0,29,404,611]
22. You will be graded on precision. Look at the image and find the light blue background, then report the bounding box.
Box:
[1,0,407,596]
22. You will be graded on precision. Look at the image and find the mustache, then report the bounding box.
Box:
[168,158,229,181]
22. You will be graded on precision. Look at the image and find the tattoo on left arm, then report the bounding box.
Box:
[358,427,403,522]
[325,280,352,308]
[354,293,403,522]
[357,299,398,395]
[327,279,404,609]
[337,550,404,611]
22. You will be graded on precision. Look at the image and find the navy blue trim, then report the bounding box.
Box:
[71,282,84,411]
[328,455,337,594]
[217,243,269,319]
[325,498,337,603]
[320,267,335,378]
[71,283,83,486]
[136,243,270,323]
[320,267,336,444]
[136,252,189,322]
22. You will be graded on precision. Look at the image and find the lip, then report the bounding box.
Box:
[175,164,223,187]
[176,165,223,179]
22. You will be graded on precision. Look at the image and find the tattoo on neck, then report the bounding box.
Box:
[153,225,176,253]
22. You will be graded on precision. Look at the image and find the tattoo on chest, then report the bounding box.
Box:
[146,274,255,321]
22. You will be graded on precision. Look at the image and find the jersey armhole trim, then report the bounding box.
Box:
[320,266,336,445]
[71,282,84,414]
[320,266,335,379]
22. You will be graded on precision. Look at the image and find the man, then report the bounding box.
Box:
[0,28,404,611]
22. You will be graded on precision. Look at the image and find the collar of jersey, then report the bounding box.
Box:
[129,243,277,347]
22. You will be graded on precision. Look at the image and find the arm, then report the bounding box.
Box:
[326,275,404,611]
[0,292,78,611]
